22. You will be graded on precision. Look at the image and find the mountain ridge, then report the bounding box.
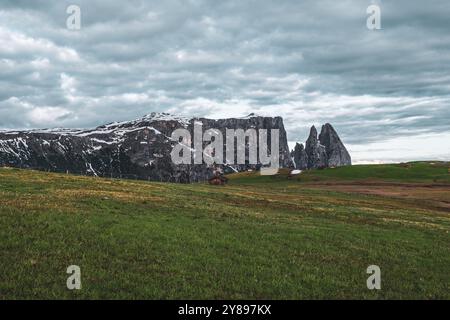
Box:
[0,113,291,182]
[0,113,351,182]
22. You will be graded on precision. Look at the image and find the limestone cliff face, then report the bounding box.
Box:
[0,113,292,183]
[291,123,351,170]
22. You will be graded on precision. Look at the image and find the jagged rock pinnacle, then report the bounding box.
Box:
[292,123,351,170]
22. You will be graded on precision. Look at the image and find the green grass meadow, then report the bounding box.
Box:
[0,162,449,299]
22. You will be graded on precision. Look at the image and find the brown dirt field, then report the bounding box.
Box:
[305,182,450,212]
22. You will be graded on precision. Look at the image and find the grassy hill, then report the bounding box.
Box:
[229,161,450,184]
[0,162,449,299]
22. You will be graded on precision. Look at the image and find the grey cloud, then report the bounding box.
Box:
[0,0,449,162]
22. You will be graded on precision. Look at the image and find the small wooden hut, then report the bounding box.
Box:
[208,175,228,185]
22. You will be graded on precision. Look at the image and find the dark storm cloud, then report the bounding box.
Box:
[0,0,449,161]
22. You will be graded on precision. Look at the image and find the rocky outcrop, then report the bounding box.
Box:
[292,123,351,170]
[0,113,292,183]
[290,142,308,170]
[305,126,328,169]
[319,123,352,168]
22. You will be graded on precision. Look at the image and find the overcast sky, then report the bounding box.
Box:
[0,0,449,163]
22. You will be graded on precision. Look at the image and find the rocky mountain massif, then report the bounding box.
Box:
[0,113,350,182]
[291,124,351,170]
[0,113,291,183]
